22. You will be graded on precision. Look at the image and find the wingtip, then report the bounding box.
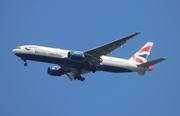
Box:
[162,57,167,60]
[135,32,141,34]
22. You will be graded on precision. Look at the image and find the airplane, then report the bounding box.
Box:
[12,32,166,82]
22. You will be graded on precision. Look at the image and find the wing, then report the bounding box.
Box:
[84,32,140,56]
[66,71,79,80]
[62,67,89,81]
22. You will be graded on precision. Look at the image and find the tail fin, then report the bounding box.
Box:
[129,42,153,64]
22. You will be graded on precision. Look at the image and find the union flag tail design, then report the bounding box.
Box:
[129,42,154,64]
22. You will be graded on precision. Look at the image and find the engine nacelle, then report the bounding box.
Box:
[47,66,65,76]
[67,51,85,60]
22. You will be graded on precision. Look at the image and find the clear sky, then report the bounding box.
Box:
[0,0,179,116]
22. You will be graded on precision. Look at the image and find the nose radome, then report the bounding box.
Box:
[12,49,16,54]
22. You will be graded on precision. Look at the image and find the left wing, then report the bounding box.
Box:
[62,67,89,81]
[84,32,140,56]
[66,71,79,80]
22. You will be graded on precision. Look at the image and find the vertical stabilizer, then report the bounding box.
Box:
[129,42,153,64]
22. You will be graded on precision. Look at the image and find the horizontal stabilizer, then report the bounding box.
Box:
[138,71,146,75]
[138,57,166,67]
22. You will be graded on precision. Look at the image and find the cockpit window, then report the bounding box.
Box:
[16,47,21,49]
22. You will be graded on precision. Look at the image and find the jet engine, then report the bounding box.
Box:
[67,51,85,61]
[47,66,65,76]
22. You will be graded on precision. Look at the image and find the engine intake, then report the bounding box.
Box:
[68,51,85,60]
[47,66,65,76]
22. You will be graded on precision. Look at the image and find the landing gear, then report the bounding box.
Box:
[24,62,28,66]
[21,58,28,66]
[91,66,97,73]
[80,77,85,82]
[74,76,85,82]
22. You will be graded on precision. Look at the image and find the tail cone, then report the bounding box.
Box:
[148,66,154,71]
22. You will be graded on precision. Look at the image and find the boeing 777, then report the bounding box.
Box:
[12,32,166,81]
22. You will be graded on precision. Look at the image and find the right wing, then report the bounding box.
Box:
[84,32,140,56]
[63,32,141,78]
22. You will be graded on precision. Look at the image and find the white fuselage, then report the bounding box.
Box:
[12,45,148,74]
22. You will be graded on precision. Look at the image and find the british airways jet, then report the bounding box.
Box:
[12,32,166,81]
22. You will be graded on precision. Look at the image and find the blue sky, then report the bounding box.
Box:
[0,0,179,116]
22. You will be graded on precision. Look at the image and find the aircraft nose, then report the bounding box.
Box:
[12,49,17,54]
